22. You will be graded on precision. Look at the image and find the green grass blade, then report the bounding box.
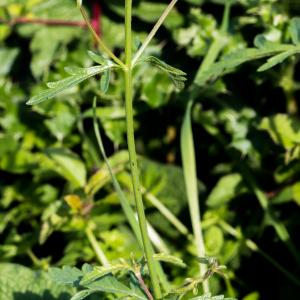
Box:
[181,100,208,293]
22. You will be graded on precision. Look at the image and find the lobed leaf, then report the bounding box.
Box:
[140,56,187,90]
[49,266,82,286]
[194,46,295,86]
[27,65,111,105]
[83,274,147,300]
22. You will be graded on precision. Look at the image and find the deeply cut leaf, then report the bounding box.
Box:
[27,65,111,105]
[194,46,294,86]
[140,56,187,90]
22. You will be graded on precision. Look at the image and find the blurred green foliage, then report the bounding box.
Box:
[1,0,300,299]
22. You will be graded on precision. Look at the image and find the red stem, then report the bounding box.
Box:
[1,17,87,27]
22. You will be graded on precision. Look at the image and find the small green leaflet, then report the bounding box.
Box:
[71,290,98,300]
[87,50,112,93]
[88,50,106,65]
[289,17,300,45]
[257,49,299,72]
[80,263,132,285]
[100,69,111,93]
[153,253,186,268]
[139,56,187,90]
[27,65,112,105]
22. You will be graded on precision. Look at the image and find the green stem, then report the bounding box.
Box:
[85,226,109,267]
[132,0,178,65]
[124,0,161,298]
[79,6,125,69]
[219,220,300,287]
[141,186,190,237]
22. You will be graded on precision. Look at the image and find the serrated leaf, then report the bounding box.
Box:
[141,56,187,90]
[289,17,300,45]
[83,274,147,300]
[88,50,106,65]
[0,263,74,300]
[71,290,98,300]
[80,264,131,285]
[49,266,82,286]
[100,69,110,93]
[257,49,298,72]
[153,253,186,268]
[27,65,110,105]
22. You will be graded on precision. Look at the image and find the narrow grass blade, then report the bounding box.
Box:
[181,100,208,293]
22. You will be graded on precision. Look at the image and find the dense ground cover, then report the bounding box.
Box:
[1,0,300,299]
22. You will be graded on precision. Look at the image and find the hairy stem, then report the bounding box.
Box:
[124,0,161,298]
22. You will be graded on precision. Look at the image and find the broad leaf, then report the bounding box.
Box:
[45,148,87,188]
[207,173,246,207]
[259,114,300,149]
[0,263,74,300]
[83,274,147,300]
[49,266,82,286]
[27,65,111,105]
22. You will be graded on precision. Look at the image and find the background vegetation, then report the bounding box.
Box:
[1,0,300,299]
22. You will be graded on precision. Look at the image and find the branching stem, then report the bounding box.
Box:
[132,0,178,65]
[79,6,125,69]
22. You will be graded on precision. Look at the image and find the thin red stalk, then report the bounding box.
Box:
[1,17,86,27]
